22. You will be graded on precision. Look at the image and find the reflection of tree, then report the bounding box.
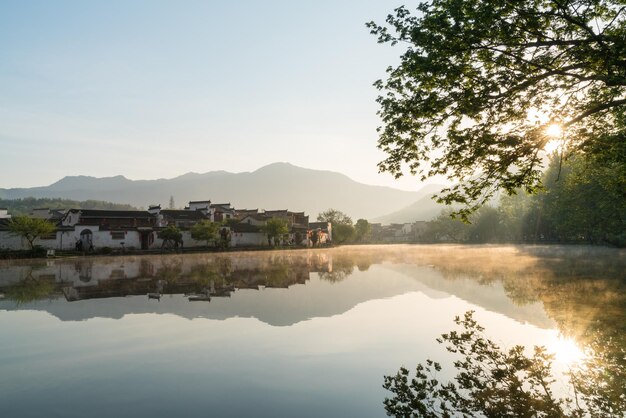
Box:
[4,270,55,305]
[316,252,380,283]
[571,328,626,416]
[155,257,183,283]
[187,257,233,288]
[384,312,626,417]
[318,256,355,283]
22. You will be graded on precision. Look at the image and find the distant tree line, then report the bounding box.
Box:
[421,150,626,247]
[0,197,139,216]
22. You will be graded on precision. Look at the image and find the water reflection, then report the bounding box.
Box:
[0,245,624,417]
[1,246,624,329]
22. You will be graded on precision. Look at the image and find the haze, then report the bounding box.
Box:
[0,0,444,191]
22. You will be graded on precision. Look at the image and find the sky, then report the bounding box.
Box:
[0,0,437,191]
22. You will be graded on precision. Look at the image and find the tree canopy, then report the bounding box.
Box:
[7,216,56,250]
[157,225,182,249]
[261,217,290,246]
[317,209,355,244]
[354,219,372,242]
[368,1,626,217]
[190,220,219,247]
[317,208,353,226]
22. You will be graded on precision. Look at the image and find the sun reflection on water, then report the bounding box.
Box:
[548,335,587,365]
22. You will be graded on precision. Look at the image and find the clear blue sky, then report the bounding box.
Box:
[0,0,436,191]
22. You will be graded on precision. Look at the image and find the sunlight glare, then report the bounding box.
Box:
[549,336,586,365]
[545,123,563,138]
[544,140,562,154]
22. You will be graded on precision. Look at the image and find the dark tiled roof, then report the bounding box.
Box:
[264,210,288,215]
[160,210,207,220]
[188,200,211,204]
[73,209,154,218]
[232,223,261,233]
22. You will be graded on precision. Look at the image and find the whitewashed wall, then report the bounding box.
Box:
[231,232,269,247]
[0,231,29,250]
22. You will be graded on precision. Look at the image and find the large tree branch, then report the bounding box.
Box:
[565,98,626,126]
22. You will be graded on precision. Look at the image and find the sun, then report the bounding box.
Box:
[545,123,563,138]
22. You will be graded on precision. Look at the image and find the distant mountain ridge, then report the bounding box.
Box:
[372,184,448,224]
[0,163,442,220]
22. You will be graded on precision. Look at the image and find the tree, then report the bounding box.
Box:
[262,217,289,246]
[7,216,56,251]
[157,225,182,249]
[368,1,626,219]
[333,223,356,244]
[168,195,175,209]
[317,208,352,226]
[310,229,320,247]
[218,227,231,249]
[317,208,355,244]
[383,311,624,417]
[354,219,372,242]
[190,220,219,247]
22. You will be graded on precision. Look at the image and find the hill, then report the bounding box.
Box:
[0,163,426,220]
[372,184,449,224]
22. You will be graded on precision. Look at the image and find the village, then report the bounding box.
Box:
[0,200,333,253]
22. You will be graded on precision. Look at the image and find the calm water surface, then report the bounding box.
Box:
[1,245,624,417]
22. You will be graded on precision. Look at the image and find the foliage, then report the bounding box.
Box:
[317,208,353,226]
[317,208,355,244]
[354,219,372,242]
[221,218,240,228]
[310,229,320,246]
[190,220,219,247]
[7,216,56,250]
[383,311,623,418]
[261,217,289,246]
[0,197,137,216]
[421,148,625,246]
[333,223,355,244]
[4,274,55,305]
[218,227,231,249]
[368,1,626,219]
[157,225,183,248]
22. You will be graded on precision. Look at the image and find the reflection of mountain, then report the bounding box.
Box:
[2,246,609,329]
[0,266,436,325]
[386,264,556,329]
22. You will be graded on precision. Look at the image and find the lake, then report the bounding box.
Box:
[1,245,624,417]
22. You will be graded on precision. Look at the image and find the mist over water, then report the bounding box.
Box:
[1,245,624,417]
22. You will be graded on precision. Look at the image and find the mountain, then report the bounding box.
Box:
[372,184,448,224]
[0,163,425,220]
